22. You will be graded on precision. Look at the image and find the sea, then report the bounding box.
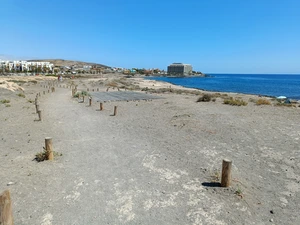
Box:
[146,74,300,100]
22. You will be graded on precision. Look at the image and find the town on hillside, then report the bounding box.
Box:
[0,60,205,76]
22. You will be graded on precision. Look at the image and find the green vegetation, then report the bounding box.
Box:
[73,90,90,98]
[235,186,244,198]
[45,74,58,77]
[0,99,10,104]
[5,104,11,107]
[17,93,26,98]
[7,80,26,84]
[35,150,62,162]
[224,97,248,106]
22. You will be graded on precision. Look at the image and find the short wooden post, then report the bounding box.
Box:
[36,104,39,113]
[37,110,42,121]
[100,102,103,111]
[221,159,232,187]
[89,97,92,106]
[39,92,41,97]
[82,96,85,102]
[113,106,117,116]
[0,190,14,225]
[45,137,54,160]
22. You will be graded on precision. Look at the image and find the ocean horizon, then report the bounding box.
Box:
[146,74,300,100]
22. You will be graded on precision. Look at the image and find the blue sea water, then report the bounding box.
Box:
[146,74,300,100]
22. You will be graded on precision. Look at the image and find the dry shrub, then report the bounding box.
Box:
[147,88,202,95]
[256,99,271,105]
[224,97,248,106]
[249,98,256,103]
[197,94,212,102]
[276,102,295,107]
[106,81,118,87]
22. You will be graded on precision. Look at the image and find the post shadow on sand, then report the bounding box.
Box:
[201,182,221,187]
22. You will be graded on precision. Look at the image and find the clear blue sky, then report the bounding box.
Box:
[1,0,300,73]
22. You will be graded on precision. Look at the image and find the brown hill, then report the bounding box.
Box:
[27,59,110,68]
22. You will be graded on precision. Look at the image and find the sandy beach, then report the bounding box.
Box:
[0,74,300,224]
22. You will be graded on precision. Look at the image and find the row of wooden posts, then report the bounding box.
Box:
[1,81,232,224]
[72,88,118,116]
[1,90,54,224]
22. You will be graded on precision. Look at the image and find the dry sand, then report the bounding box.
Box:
[0,74,300,225]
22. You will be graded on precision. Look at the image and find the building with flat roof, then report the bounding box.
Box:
[167,63,192,76]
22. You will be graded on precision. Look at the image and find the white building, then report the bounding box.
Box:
[0,60,54,72]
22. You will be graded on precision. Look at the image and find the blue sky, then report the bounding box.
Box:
[1,0,300,73]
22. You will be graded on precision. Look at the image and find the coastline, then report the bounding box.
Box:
[143,74,300,101]
[1,74,300,224]
[131,76,279,103]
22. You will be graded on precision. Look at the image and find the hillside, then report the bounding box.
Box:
[27,59,110,68]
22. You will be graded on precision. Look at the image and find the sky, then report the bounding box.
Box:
[1,0,300,73]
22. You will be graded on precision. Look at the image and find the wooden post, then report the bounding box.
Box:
[45,137,54,160]
[221,159,232,187]
[113,106,117,116]
[89,97,92,106]
[39,92,41,97]
[82,96,85,102]
[36,104,39,113]
[100,102,103,111]
[0,190,14,225]
[37,110,42,121]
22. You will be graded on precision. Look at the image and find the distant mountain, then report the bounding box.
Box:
[27,59,110,68]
